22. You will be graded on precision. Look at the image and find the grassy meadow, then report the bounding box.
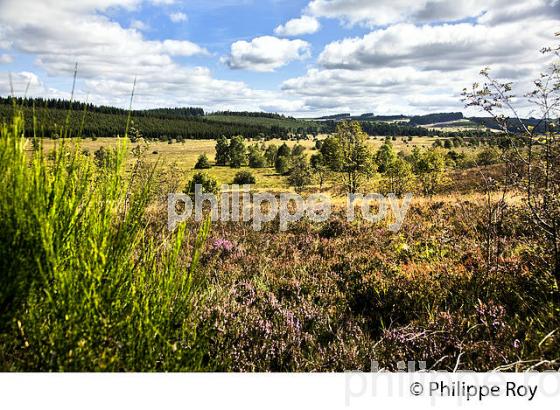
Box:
[35,135,440,191]
[1,108,559,372]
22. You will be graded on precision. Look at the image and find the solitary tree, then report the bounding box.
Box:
[185,172,219,196]
[229,136,246,168]
[277,143,291,158]
[275,155,291,175]
[310,152,328,190]
[320,136,342,171]
[248,144,266,168]
[328,121,375,193]
[375,141,397,173]
[288,155,313,193]
[194,153,212,169]
[413,148,447,196]
[291,144,305,157]
[265,144,278,167]
[215,136,229,166]
[383,157,415,197]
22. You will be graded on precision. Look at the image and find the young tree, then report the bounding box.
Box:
[275,142,292,174]
[314,139,323,150]
[229,135,246,168]
[233,170,256,185]
[265,144,278,167]
[375,141,397,173]
[275,155,291,175]
[413,148,447,196]
[277,142,291,158]
[94,146,115,168]
[477,147,499,166]
[291,144,305,157]
[320,136,342,171]
[288,155,313,193]
[248,144,267,168]
[310,152,328,190]
[194,153,212,169]
[215,136,230,166]
[329,121,375,193]
[383,157,415,197]
[185,172,219,196]
[463,34,560,281]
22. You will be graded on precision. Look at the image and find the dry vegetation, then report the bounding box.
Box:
[2,38,559,371]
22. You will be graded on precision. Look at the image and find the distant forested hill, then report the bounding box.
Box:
[0,97,321,139]
[468,116,552,133]
[409,112,464,125]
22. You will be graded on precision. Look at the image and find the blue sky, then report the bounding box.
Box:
[0,0,558,116]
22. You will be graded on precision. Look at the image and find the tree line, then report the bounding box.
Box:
[198,121,453,196]
[0,100,300,140]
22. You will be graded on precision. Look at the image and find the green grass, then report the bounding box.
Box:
[0,110,211,371]
[35,136,443,191]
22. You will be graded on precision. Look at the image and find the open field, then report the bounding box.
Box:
[34,136,443,190]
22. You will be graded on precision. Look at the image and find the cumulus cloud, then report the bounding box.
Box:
[306,0,556,26]
[318,21,554,71]
[282,21,553,116]
[222,36,311,72]
[279,0,559,115]
[274,16,320,36]
[0,71,44,96]
[0,1,209,78]
[169,12,188,23]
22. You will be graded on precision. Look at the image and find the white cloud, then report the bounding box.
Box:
[159,39,207,56]
[281,20,555,116]
[305,0,556,26]
[318,21,554,71]
[0,0,209,79]
[274,16,320,36]
[222,36,311,72]
[274,0,559,115]
[130,19,149,31]
[169,12,188,23]
[0,54,13,64]
[0,71,44,96]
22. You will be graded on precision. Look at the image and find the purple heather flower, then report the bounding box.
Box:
[211,238,235,254]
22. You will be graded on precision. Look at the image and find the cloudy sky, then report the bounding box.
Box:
[0,0,558,116]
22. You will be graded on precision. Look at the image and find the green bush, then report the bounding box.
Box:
[275,155,291,175]
[233,170,256,185]
[194,153,212,169]
[186,172,220,195]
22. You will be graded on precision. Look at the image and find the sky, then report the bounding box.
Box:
[0,0,558,117]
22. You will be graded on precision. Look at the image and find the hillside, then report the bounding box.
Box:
[0,97,322,140]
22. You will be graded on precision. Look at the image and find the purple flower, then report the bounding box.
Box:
[211,238,235,254]
[513,339,521,349]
